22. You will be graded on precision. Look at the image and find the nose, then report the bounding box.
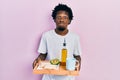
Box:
[59,17,64,21]
[60,19,64,22]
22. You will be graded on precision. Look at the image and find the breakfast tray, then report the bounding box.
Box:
[33,61,79,76]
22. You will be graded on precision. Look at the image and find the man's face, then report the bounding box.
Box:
[55,10,70,31]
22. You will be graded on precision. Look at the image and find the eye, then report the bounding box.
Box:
[63,16,68,19]
[56,16,61,20]
[56,16,69,20]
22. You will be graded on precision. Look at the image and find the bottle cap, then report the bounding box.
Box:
[63,43,66,46]
[63,38,66,46]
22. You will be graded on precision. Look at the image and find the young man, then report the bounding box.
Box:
[33,4,82,80]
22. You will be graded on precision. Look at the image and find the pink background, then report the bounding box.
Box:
[0,0,120,80]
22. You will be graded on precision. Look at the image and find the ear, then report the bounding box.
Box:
[68,20,71,24]
[54,19,56,22]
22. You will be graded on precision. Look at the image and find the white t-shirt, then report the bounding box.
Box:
[38,30,82,80]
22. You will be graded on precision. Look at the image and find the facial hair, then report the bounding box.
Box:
[57,27,66,31]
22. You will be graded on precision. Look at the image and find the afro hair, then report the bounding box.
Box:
[52,4,73,21]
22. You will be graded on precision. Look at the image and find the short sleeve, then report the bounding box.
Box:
[73,36,82,56]
[38,34,47,54]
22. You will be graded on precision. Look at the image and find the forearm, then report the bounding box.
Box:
[37,53,47,60]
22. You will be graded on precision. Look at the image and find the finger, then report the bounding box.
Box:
[33,60,37,69]
[38,59,41,64]
[36,63,39,67]
[32,62,34,68]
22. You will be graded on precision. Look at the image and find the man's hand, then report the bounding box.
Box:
[32,58,41,69]
[32,53,47,69]
[73,55,81,71]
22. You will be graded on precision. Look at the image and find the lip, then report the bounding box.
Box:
[58,23,64,24]
[58,24,64,26]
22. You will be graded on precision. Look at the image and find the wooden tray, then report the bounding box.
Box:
[33,61,79,76]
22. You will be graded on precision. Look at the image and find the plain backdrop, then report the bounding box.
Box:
[0,0,120,80]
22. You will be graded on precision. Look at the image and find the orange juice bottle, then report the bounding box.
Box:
[61,39,67,66]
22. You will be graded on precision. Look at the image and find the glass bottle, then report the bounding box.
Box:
[61,38,67,66]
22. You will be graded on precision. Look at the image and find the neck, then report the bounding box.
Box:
[55,28,68,36]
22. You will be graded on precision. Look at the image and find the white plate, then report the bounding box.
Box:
[37,61,59,70]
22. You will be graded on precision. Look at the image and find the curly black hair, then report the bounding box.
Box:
[52,4,73,21]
